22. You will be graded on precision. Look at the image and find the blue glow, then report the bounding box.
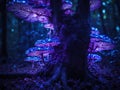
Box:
[103,15,107,19]
[102,9,106,14]
[25,46,53,55]
[11,29,15,32]
[88,54,102,62]
[97,14,100,17]
[102,2,106,6]
[116,26,120,31]
[90,34,113,43]
[25,56,41,62]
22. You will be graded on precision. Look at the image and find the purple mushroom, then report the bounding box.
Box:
[88,34,115,52]
[25,56,41,68]
[34,38,60,47]
[38,15,49,23]
[44,23,54,30]
[62,0,73,10]
[7,3,51,22]
[25,46,54,56]
[90,0,101,11]
[25,46,54,63]
[88,53,102,63]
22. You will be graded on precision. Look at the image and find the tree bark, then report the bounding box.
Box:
[50,0,91,81]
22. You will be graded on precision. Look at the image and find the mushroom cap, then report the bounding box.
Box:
[89,34,115,52]
[62,1,73,10]
[35,38,60,47]
[25,46,54,56]
[44,23,54,30]
[38,15,49,23]
[7,3,51,23]
[88,53,102,62]
[90,34,113,43]
[64,9,74,15]
[25,56,41,62]
[90,0,101,11]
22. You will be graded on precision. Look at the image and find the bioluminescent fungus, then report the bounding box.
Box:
[25,56,41,62]
[35,38,60,47]
[28,0,50,7]
[7,3,51,22]
[11,0,28,3]
[25,46,54,64]
[25,46,54,56]
[64,9,74,15]
[89,34,115,52]
[38,15,49,23]
[90,0,101,11]
[44,23,54,30]
[62,0,73,10]
[90,34,113,43]
[88,54,102,63]
[25,56,41,68]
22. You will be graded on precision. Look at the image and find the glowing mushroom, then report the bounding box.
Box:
[90,0,101,11]
[64,9,74,15]
[87,53,102,63]
[25,56,41,68]
[25,46,54,63]
[25,46,54,56]
[62,0,73,10]
[38,16,49,23]
[44,23,54,30]
[7,3,51,23]
[28,0,50,7]
[88,34,115,52]
[34,38,60,47]
[25,13,38,22]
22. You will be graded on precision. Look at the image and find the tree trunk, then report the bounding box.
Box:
[50,0,91,80]
[1,0,8,63]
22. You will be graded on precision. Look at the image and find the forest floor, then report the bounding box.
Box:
[0,57,120,90]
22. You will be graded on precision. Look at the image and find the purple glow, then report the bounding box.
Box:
[64,9,74,15]
[28,0,50,6]
[25,47,54,56]
[25,56,41,62]
[62,2,73,10]
[38,16,49,23]
[7,3,51,22]
[88,54,102,62]
[25,13,38,22]
[90,0,101,11]
[89,34,115,52]
[44,23,54,30]
[89,41,114,52]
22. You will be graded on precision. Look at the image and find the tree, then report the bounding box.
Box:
[43,0,91,87]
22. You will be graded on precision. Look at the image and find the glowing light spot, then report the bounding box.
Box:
[116,26,120,31]
[102,9,106,14]
[103,15,107,19]
[102,2,106,6]
[11,29,15,32]
[97,14,100,17]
